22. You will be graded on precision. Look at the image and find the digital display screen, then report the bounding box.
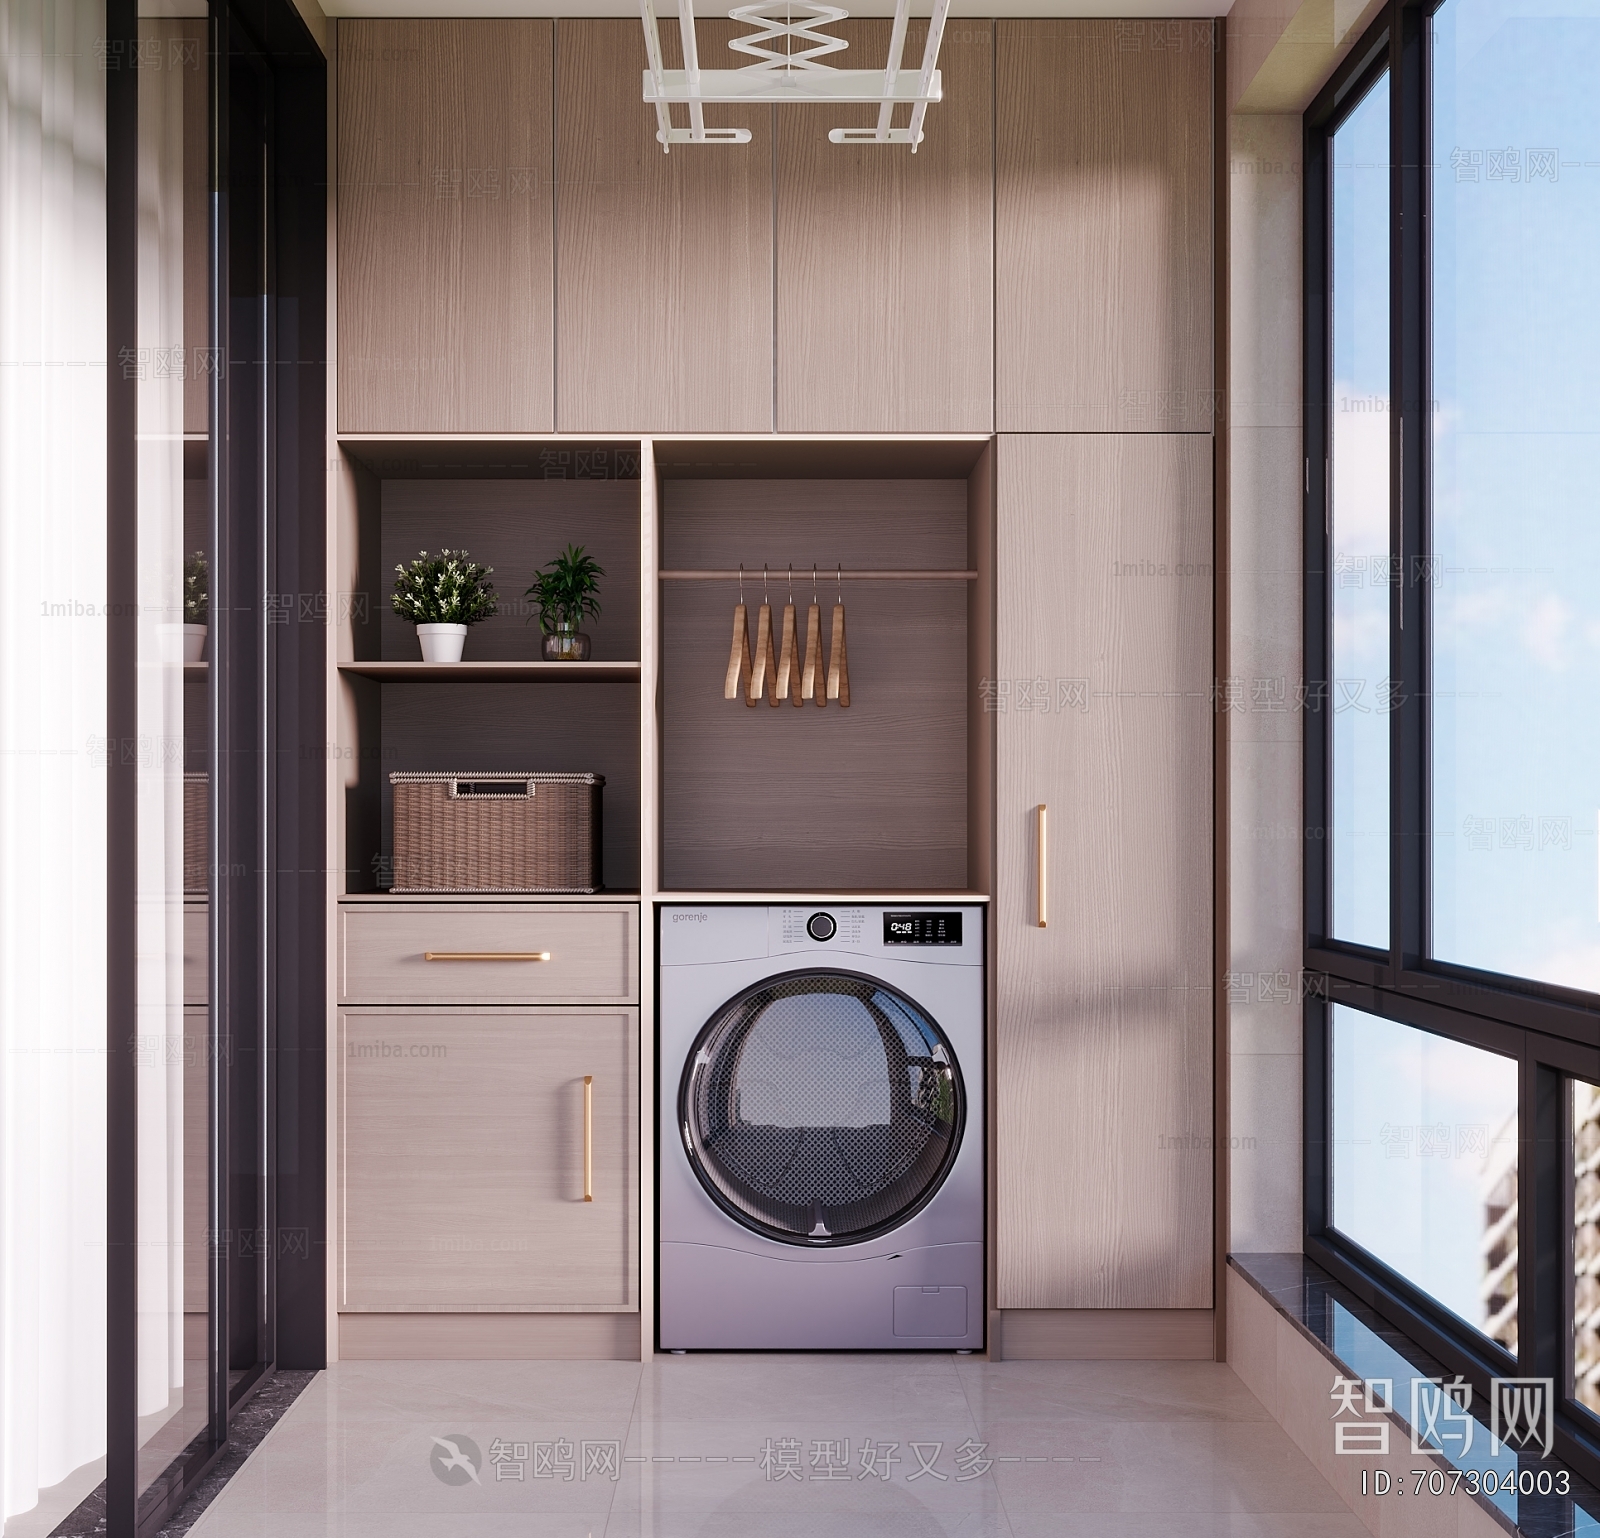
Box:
[883,912,963,946]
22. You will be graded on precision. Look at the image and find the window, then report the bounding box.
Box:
[1306,0,1600,1484]
[1331,1005,1517,1346]
[1328,73,1392,950]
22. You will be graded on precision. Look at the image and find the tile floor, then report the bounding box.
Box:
[186,1356,1368,1538]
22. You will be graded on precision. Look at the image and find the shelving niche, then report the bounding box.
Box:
[333,439,643,894]
[654,438,994,895]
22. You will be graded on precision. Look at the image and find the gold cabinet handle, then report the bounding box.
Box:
[583,1075,594,1202]
[1036,804,1048,929]
[422,951,551,962]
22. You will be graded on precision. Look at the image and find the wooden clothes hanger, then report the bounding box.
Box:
[801,564,825,707]
[751,565,779,707]
[724,566,754,707]
[776,565,798,705]
[827,563,850,707]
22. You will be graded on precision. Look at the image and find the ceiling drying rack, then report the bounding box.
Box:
[638,0,951,151]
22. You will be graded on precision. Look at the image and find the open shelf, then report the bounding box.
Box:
[654,444,994,895]
[339,661,640,684]
[333,440,645,897]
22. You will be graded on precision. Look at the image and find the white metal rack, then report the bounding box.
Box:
[638,0,950,150]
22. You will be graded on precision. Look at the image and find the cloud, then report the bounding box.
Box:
[1523,594,1574,671]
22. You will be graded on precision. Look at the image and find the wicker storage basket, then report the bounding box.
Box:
[389,771,604,893]
[183,773,208,893]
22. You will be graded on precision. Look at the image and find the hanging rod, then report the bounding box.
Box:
[659,569,978,581]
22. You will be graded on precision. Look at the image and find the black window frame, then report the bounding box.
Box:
[1303,0,1600,1487]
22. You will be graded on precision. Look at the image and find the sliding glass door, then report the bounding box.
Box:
[3,0,322,1530]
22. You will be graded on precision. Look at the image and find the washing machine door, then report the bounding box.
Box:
[679,969,966,1247]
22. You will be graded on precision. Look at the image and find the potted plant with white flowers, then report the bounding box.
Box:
[391,549,497,663]
[183,551,208,662]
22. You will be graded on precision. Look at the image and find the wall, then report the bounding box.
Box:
[1223,0,1384,1260]
[1227,110,1304,1254]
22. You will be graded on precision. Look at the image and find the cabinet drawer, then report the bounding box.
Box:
[338,902,638,1005]
[338,1007,638,1312]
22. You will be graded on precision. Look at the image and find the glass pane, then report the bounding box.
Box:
[136,16,213,1498]
[1328,74,1392,950]
[1430,0,1600,987]
[1575,1079,1600,1412]
[1331,1004,1518,1348]
[682,975,963,1245]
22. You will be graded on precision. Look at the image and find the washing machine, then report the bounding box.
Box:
[658,903,984,1351]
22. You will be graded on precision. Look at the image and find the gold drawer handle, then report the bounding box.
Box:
[422,951,552,962]
[1036,804,1048,930]
[583,1075,594,1202]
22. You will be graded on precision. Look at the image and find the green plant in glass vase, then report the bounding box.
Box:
[391,549,497,663]
[526,544,604,661]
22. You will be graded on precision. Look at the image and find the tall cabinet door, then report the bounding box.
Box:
[995,433,1213,1309]
[996,21,1212,433]
[339,1008,638,1311]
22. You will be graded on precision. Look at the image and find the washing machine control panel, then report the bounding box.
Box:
[778,907,865,948]
[883,911,963,946]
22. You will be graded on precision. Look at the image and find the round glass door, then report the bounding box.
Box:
[679,970,965,1246]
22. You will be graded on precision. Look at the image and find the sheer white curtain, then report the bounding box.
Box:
[0,0,108,1522]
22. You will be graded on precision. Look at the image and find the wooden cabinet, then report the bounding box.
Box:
[774,20,993,433]
[331,19,1217,438]
[336,19,554,433]
[996,21,1213,432]
[994,433,1213,1309]
[339,1006,639,1311]
[337,899,641,1317]
[554,19,773,434]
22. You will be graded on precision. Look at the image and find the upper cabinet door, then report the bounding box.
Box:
[555,20,773,435]
[996,21,1213,432]
[994,433,1213,1310]
[775,20,993,434]
[337,20,554,434]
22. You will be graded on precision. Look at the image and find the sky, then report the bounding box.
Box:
[1332,1004,1517,1331]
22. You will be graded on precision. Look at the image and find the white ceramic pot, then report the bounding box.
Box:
[416,622,468,663]
[182,624,208,663]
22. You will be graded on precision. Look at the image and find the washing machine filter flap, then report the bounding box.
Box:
[679,970,965,1247]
